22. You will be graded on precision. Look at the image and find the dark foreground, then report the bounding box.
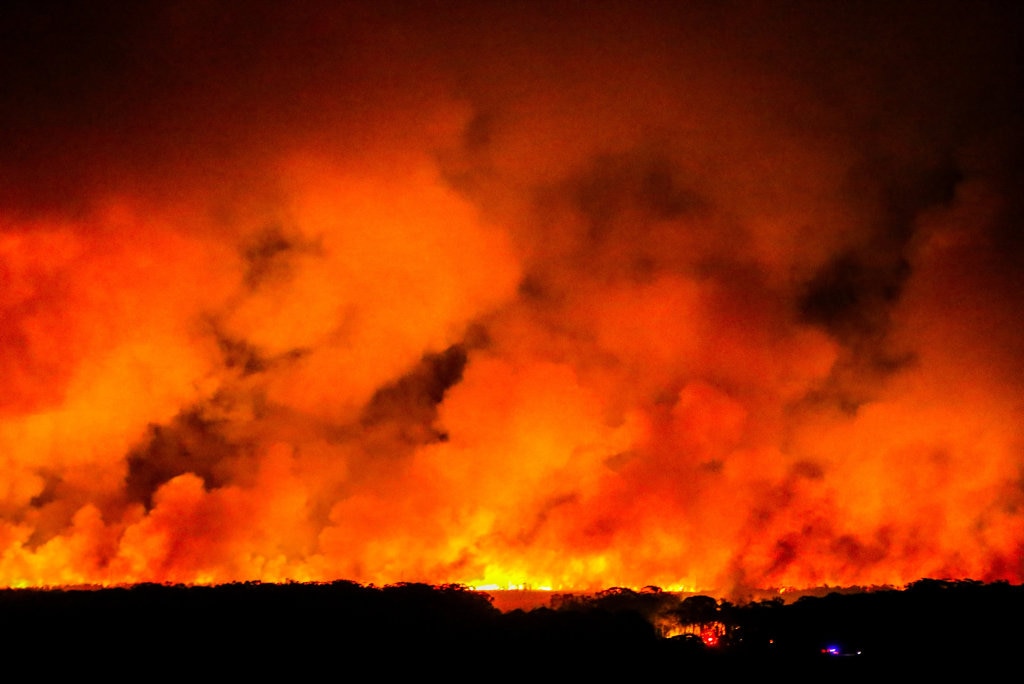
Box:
[2,579,1019,676]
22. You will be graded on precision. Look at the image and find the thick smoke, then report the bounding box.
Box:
[0,1,1021,597]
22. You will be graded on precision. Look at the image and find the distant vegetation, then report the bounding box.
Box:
[2,578,1020,674]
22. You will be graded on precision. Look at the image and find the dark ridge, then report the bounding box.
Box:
[2,578,1021,676]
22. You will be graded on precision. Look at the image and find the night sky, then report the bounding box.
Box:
[0,0,1022,598]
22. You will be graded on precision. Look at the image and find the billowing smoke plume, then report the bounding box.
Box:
[1,0,1021,598]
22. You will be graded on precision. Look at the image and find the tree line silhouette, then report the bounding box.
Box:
[1,578,1019,675]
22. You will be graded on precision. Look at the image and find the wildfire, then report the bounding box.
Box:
[0,1,1021,598]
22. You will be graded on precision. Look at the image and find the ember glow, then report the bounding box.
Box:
[1,1,1022,598]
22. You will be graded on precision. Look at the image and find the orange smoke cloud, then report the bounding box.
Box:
[0,1,1021,598]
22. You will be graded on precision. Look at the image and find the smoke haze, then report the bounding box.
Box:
[1,0,1021,598]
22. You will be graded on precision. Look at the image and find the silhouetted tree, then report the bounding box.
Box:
[674,594,721,637]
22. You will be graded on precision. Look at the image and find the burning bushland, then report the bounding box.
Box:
[0,1,1022,596]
